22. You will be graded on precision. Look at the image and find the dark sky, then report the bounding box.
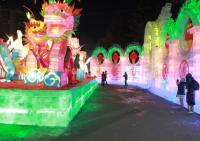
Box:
[0,0,185,52]
[78,0,185,49]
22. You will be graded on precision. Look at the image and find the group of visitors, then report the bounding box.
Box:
[101,71,128,86]
[100,71,199,114]
[101,71,108,86]
[176,73,199,114]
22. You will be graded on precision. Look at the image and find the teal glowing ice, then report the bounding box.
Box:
[0,80,98,127]
[0,42,15,81]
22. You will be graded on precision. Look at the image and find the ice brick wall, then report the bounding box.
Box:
[0,80,98,127]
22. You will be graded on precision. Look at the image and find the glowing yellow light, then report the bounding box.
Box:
[51,27,60,34]
[38,67,47,74]
[29,19,45,32]
[33,37,42,43]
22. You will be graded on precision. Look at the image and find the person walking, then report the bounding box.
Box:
[176,78,186,110]
[123,72,128,86]
[185,73,199,114]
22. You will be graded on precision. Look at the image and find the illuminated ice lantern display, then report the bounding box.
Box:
[90,47,108,80]
[90,44,143,84]
[124,44,143,84]
[142,1,200,113]
[0,0,98,127]
[129,50,139,64]
[8,0,83,86]
[108,44,124,83]
[97,52,105,64]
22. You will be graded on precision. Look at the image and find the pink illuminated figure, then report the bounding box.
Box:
[42,2,81,38]
[41,1,81,85]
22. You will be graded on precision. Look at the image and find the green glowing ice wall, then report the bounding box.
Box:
[0,80,98,127]
[92,46,108,58]
[160,18,176,43]
[161,0,200,42]
[143,0,200,53]
[108,44,124,58]
[173,0,200,48]
[175,0,200,39]
[125,44,143,56]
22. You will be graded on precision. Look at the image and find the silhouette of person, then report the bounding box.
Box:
[123,72,128,86]
[105,71,108,85]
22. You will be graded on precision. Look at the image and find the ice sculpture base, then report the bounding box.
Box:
[0,79,98,127]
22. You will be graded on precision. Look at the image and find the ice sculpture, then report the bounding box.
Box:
[42,1,81,86]
[76,51,91,80]
[90,44,143,84]
[0,0,85,87]
[90,1,200,114]
[0,0,98,128]
[0,40,15,82]
[141,1,200,113]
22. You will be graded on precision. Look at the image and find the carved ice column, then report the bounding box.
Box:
[151,47,165,89]
[166,39,180,91]
[142,50,152,88]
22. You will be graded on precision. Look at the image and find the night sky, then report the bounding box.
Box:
[0,0,185,53]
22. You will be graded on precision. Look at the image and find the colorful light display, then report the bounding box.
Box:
[0,0,98,128]
[142,1,200,113]
[0,0,85,86]
[90,1,200,114]
[90,44,143,84]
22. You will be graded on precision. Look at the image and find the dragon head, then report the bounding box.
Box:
[25,18,46,45]
[41,1,81,38]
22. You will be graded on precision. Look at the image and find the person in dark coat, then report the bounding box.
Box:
[186,73,195,113]
[176,78,186,110]
[101,72,105,86]
[123,72,128,86]
[105,71,108,85]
